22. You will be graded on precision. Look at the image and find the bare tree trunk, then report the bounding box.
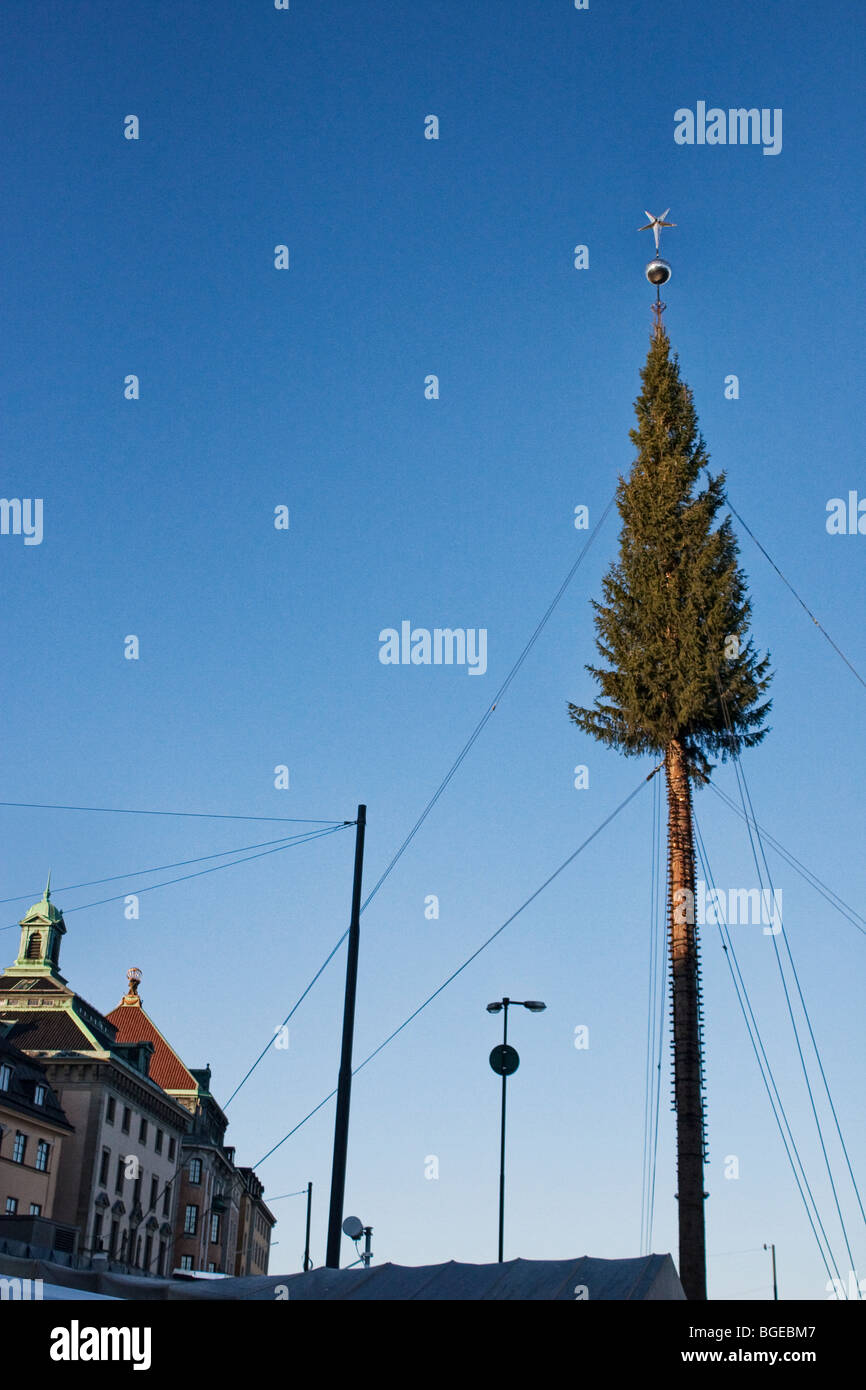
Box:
[666,736,707,1300]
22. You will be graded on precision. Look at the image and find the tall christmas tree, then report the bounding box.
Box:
[568,240,772,1299]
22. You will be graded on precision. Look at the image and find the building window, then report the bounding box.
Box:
[93,1213,103,1250]
[139,1118,148,1144]
[25,931,42,960]
[109,1221,118,1256]
[183,1204,198,1235]
[150,1175,158,1211]
[99,1149,110,1186]
[144,1233,153,1271]
[162,1181,171,1217]
[121,1107,131,1134]
[0,1064,11,1091]
[6,1197,17,1214]
[155,1128,163,1155]
[133,1174,142,1208]
[35,1140,50,1172]
[210,1213,220,1244]
[180,1254,193,1271]
[106,1096,116,1124]
[30,1202,42,1216]
[189,1156,202,1185]
[168,1136,176,1161]
[207,1262,215,1273]
[34,1084,46,1106]
[12,1132,26,1164]
[115,1155,125,1195]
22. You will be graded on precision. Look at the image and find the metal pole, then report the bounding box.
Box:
[326,805,367,1268]
[303,1182,313,1271]
[498,1000,510,1262]
[765,1242,778,1300]
[362,1226,372,1268]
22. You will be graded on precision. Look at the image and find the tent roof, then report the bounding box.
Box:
[162,1254,685,1301]
[0,1252,684,1301]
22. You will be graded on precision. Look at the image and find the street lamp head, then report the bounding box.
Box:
[486,1002,503,1013]
[523,1001,547,1012]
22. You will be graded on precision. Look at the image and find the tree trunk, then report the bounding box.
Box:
[666,736,707,1300]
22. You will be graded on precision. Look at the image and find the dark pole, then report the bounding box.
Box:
[303,1182,313,1272]
[498,999,510,1263]
[765,1242,778,1300]
[326,804,367,1268]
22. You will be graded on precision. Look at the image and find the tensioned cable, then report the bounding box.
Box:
[0,824,349,933]
[0,799,347,825]
[646,780,667,1255]
[726,495,866,693]
[3,822,349,1263]
[254,765,660,1168]
[706,782,866,939]
[741,801,866,1248]
[694,815,840,1285]
[640,776,657,1253]
[226,498,618,1108]
[223,926,349,1108]
[639,777,654,1253]
[0,831,348,905]
[641,773,665,1254]
[359,494,618,915]
[713,669,865,1261]
[692,815,843,1292]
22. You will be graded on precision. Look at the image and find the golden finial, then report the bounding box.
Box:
[123,966,142,1006]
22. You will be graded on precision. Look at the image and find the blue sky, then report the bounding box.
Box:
[1,0,864,1299]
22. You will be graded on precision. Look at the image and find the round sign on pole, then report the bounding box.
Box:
[489,1043,520,1076]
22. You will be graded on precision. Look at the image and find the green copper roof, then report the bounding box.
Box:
[20,872,63,925]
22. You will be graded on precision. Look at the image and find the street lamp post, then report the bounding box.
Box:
[486,997,546,1263]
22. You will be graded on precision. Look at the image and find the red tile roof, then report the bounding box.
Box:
[105,1003,199,1093]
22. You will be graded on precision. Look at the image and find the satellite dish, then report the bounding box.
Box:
[342,1215,364,1240]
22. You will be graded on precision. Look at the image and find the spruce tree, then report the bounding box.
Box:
[568,327,772,1300]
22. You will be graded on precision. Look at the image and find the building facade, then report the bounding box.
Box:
[0,880,274,1279]
[235,1166,276,1276]
[106,977,274,1276]
[0,1031,75,1255]
[0,886,188,1274]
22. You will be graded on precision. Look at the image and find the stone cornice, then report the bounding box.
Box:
[40,1057,191,1130]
